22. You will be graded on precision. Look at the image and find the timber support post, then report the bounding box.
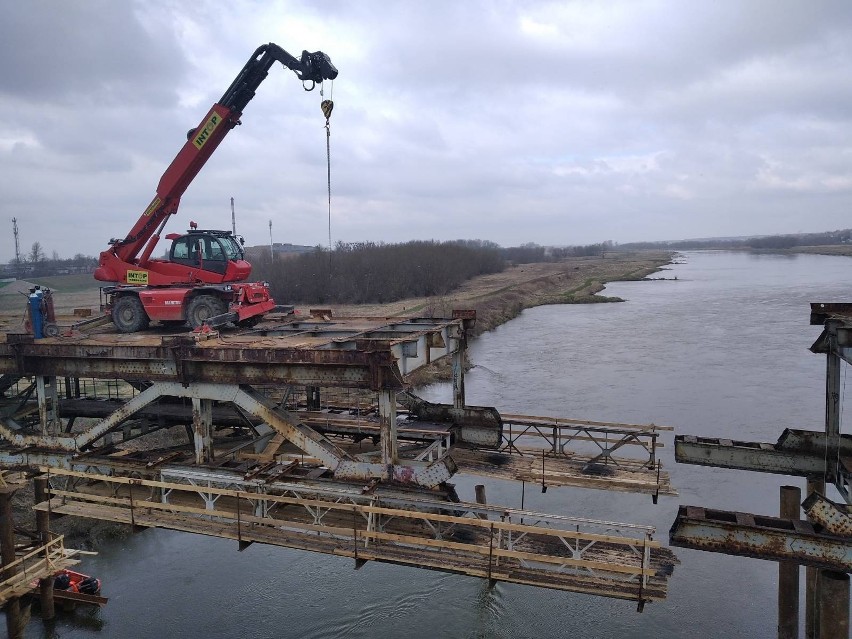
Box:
[805,476,826,639]
[1,484,24,639]
[475,484,487,519]
[378,390,398,468]
[778,485,800,639]
[818,570,849,639]
[34,476,55,621]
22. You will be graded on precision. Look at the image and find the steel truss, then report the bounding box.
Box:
[500,414,668,467]
[1,312,680,605]
[0,380,456,488]
[36,467,677,605]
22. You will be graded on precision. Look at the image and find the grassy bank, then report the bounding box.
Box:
[787,245,852,257]
[324,250,672,336]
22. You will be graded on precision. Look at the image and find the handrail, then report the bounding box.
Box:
[0,535,64,578]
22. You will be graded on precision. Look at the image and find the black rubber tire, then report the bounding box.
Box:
[112,296,149,333]
[186,294,228,329]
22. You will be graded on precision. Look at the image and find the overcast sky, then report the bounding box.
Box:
[2,1,851,263]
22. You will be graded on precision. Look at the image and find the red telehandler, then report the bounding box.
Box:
[94,43,337,332]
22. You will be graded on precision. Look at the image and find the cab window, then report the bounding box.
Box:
[171,237,192,260]
[206,239,225,261]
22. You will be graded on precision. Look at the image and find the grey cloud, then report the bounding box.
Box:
[3,1,852,261]
[0,1,186,105]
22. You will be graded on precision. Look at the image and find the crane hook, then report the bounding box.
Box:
[321,96,334,250]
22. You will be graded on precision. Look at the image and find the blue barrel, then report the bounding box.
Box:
[28,288,45,338]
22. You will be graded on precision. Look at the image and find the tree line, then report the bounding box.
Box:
[502,241,614,263]
[1,237,613,298]
[252,240,506,304]
[619,229,852,251]
[2,242,98,278]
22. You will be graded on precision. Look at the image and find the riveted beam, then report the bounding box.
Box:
[670,505,852,572]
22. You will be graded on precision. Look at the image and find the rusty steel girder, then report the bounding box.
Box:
[670,505,852,572]
[0,314,470,391]
[0,380,459,489]
[398,391,503,448]
[802,492,852,537]
[1,336,399,390]
[675,430,852,478]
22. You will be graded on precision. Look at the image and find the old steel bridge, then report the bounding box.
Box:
[0,310,676,615]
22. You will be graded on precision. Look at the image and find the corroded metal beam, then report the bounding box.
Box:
[1,343,394,389]
[810,315,852,367]
[399,391,503,448]
[0,315,469,391]
[0,380,458,489]
[802,492,852,537]
[675,430,852,478]
[670,505,852,572]
[0,382,164,451]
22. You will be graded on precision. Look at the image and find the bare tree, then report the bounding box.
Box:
[29,241,45,264]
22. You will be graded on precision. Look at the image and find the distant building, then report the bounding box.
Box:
[243,243,316,262]
[272,242,315,255]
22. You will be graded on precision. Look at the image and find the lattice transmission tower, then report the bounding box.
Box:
[11,217,21,277]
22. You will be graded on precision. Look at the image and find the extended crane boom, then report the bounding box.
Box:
[93,44,337,332]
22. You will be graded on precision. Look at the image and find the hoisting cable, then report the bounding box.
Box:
[321,81,334,251]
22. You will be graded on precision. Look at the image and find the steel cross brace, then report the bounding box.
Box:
[0,380,458,488]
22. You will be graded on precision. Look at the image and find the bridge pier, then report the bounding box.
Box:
[1,484,24,639]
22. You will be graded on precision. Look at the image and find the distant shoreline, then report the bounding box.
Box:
[322,250,674,337]
[773,245,852,258]
[0,251,674,337]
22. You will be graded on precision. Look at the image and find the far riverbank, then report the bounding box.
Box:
[318,250,673,337]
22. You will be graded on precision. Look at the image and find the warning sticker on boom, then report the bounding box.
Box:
[192,112,223,150]
[126,271,149,285]
[143,197,161,217]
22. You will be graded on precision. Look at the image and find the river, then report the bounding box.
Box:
[19,250,852,638]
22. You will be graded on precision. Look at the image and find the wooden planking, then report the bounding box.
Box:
[0,536,81,604]
[42,486,659,550]
[501,414,674,431]
[39,467,659,546]
[40,498,668,602]
[452,449,676,496]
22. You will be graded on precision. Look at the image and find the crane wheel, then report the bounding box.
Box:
[187,295,228,329]
[112,296,150,333]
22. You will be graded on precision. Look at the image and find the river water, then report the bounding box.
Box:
[18,250,852,638]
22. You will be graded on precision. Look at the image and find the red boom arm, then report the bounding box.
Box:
[94,44,337,283]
